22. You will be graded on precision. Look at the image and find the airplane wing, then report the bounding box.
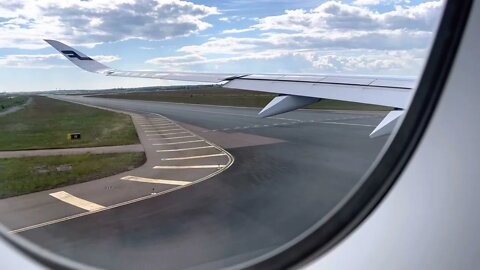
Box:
[45,39,416,138]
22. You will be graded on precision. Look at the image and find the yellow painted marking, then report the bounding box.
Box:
[150,135,196,140]
[156,146,214,152]
[145,129,183,133]
[161,153,227,161]
[153,140,204,146]
[153,165,226,169]
[121,176,190,186]
[49,191,105,212]
[9,109,235,234]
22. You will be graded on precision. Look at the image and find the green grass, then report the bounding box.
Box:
[95,87,392,111]
[0,96,28,112]
[0,153,145,199]
[0,96,139,151]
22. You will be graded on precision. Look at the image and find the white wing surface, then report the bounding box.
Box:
[45,39,416,137]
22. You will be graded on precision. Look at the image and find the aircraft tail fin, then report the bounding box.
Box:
[44,40,113,74]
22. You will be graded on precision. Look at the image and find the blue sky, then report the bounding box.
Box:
[0,0,443,92]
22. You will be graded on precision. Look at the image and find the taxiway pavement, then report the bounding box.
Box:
[10,95,389,269]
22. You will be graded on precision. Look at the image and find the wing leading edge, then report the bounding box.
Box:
[45,39,416,137]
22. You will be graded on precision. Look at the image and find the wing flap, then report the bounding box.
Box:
[107,70,244,83]
[223,78,412,109]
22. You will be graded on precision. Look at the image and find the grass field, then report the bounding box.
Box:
[0,153,145,199]
[94,87,392,111]
[0,96,28,112]
[0,96,139,151]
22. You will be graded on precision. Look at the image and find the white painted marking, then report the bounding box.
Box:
[149,135,196,140]
[143,126,178,130]
[161,153,227,161]
[153,140,204,146]
[49,191,105,212]
[148,120,171,124]
[156,146,214,152]
[145,129,183,133]
[150,106,301,122]
[121,176,190,186]
[149,118,170,121]
[141,123,175,127]
[321,122,375,127]
[153,165,226,169]
[147,131,190,137]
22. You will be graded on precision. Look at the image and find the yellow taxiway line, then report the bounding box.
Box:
[161,153,227,161]
[153,165,226,169]
[49,191,105,212]
[121,176,191,186]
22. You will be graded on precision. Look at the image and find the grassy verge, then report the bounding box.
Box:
[94,87,392,111]
[0,96,28,112]
[0,152,145,199]
[0,96,139,151]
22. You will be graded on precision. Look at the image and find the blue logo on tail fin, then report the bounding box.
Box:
[61,50,92,61]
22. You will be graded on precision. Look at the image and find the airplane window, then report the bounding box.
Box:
[0,1,445,269]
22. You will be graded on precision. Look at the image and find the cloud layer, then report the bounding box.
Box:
[0,0,218,49]
[149,0,443,75]
[0,1,444,78]
[0,54,119,69]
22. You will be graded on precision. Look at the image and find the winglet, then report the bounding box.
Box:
[44,39,112,74]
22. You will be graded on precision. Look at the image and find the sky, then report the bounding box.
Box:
[0,0,444,92]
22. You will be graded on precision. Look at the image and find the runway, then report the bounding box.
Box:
[14,96,388,269]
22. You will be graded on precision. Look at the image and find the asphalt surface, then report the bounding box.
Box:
[13,96,389,270]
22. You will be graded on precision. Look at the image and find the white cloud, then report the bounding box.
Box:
[92,55,121,63]
[146,54,206,65]
[179,37,263,55]
[253,1,442,32]
[218,15,250,23]
[0,0,218,49]
[297,49,427,74]
[145,48,426,76]
[222,28,255,34]
[0,53,119,69]
[353,0,382,6]
[352,0,414,6]
[147,1,442,75]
